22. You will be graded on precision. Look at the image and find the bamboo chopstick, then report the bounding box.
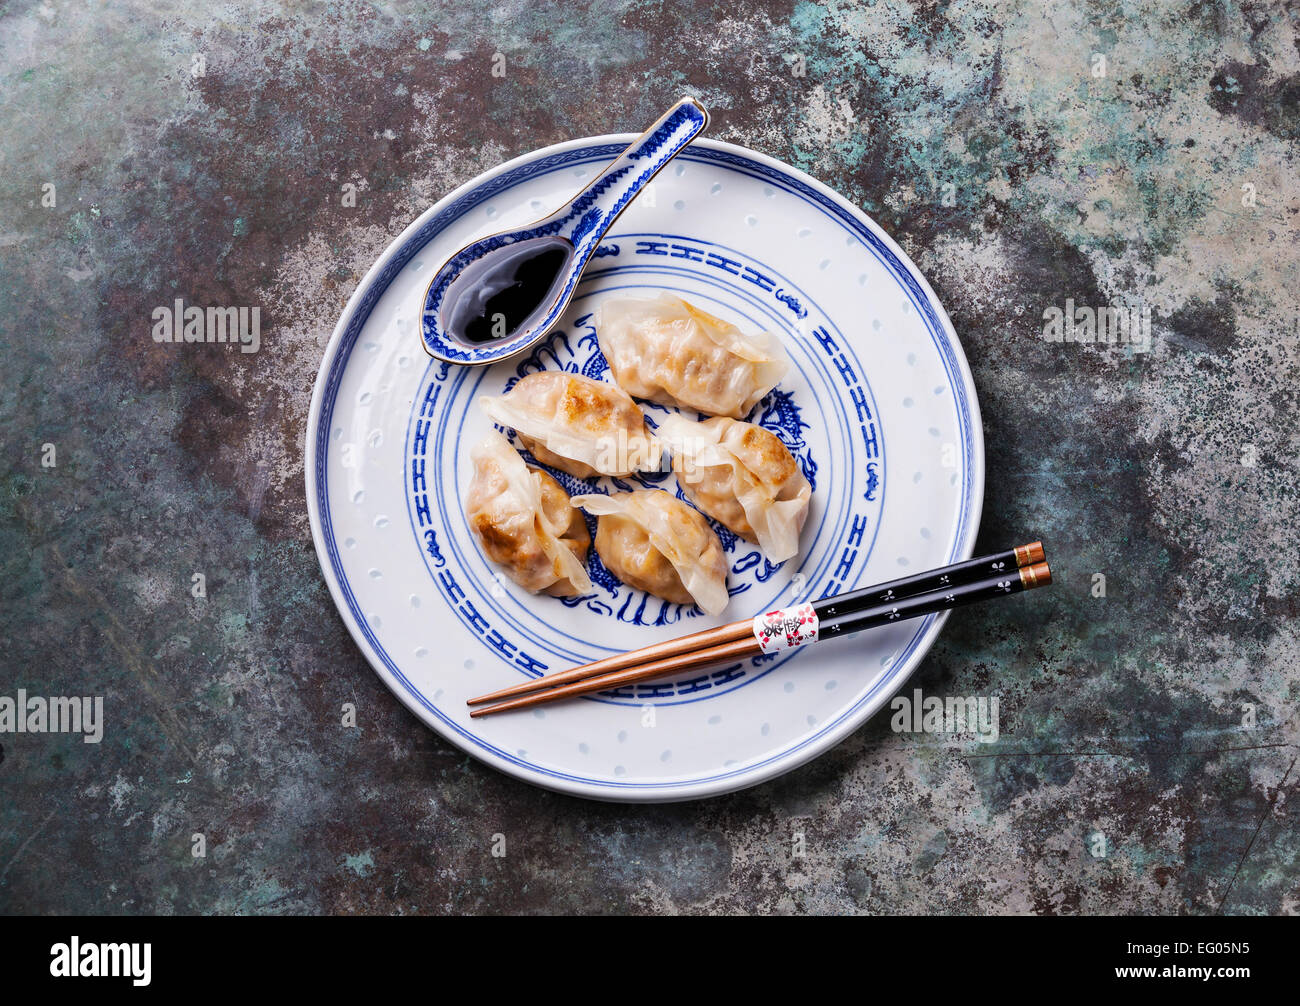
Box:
[467,541,1045,707]
[470,559,1051,717]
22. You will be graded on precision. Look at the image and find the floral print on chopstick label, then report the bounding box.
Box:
[752,602,819,654]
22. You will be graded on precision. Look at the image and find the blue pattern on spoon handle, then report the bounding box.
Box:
[420,97,709,365]
[552,98,709,254]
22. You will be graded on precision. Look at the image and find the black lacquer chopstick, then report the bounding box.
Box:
[814,542,1044,622]
[818,562,1050,638]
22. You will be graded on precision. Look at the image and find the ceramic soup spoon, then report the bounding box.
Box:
[420,96,709,365]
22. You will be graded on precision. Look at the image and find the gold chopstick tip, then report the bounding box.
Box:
[1015,541,1046,566]
[1019,561,1051,589]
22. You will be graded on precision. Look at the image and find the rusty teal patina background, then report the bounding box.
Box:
[0,0,1296,913]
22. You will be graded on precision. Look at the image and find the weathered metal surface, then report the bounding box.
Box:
[0,1,1295,914]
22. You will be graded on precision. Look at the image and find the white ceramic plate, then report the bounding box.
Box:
[305,135,983,802]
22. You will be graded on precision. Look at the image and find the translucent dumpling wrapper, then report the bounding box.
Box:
[466,430,593,596]
[571,490,729,615]
[479,371,661,479]
[656,413,811,563]
[594,293,789,418]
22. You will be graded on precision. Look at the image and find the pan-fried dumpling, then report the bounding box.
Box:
[595,293,789,418]
[479,371,661,479]
[570,490,729,615]
[657,413,811,563]
[466,430,593,596]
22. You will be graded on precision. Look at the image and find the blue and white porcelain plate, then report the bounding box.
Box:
[305,135,984,802]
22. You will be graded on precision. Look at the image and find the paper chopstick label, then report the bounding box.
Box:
[752,603,819,654]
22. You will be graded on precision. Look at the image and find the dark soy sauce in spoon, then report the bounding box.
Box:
[441,236,574,345]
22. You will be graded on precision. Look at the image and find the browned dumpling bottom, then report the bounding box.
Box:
[478,370,660,479]
[574,489,730,614]
[593,514,693,606]
[467,442,591,597]
[679,421,801,541]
